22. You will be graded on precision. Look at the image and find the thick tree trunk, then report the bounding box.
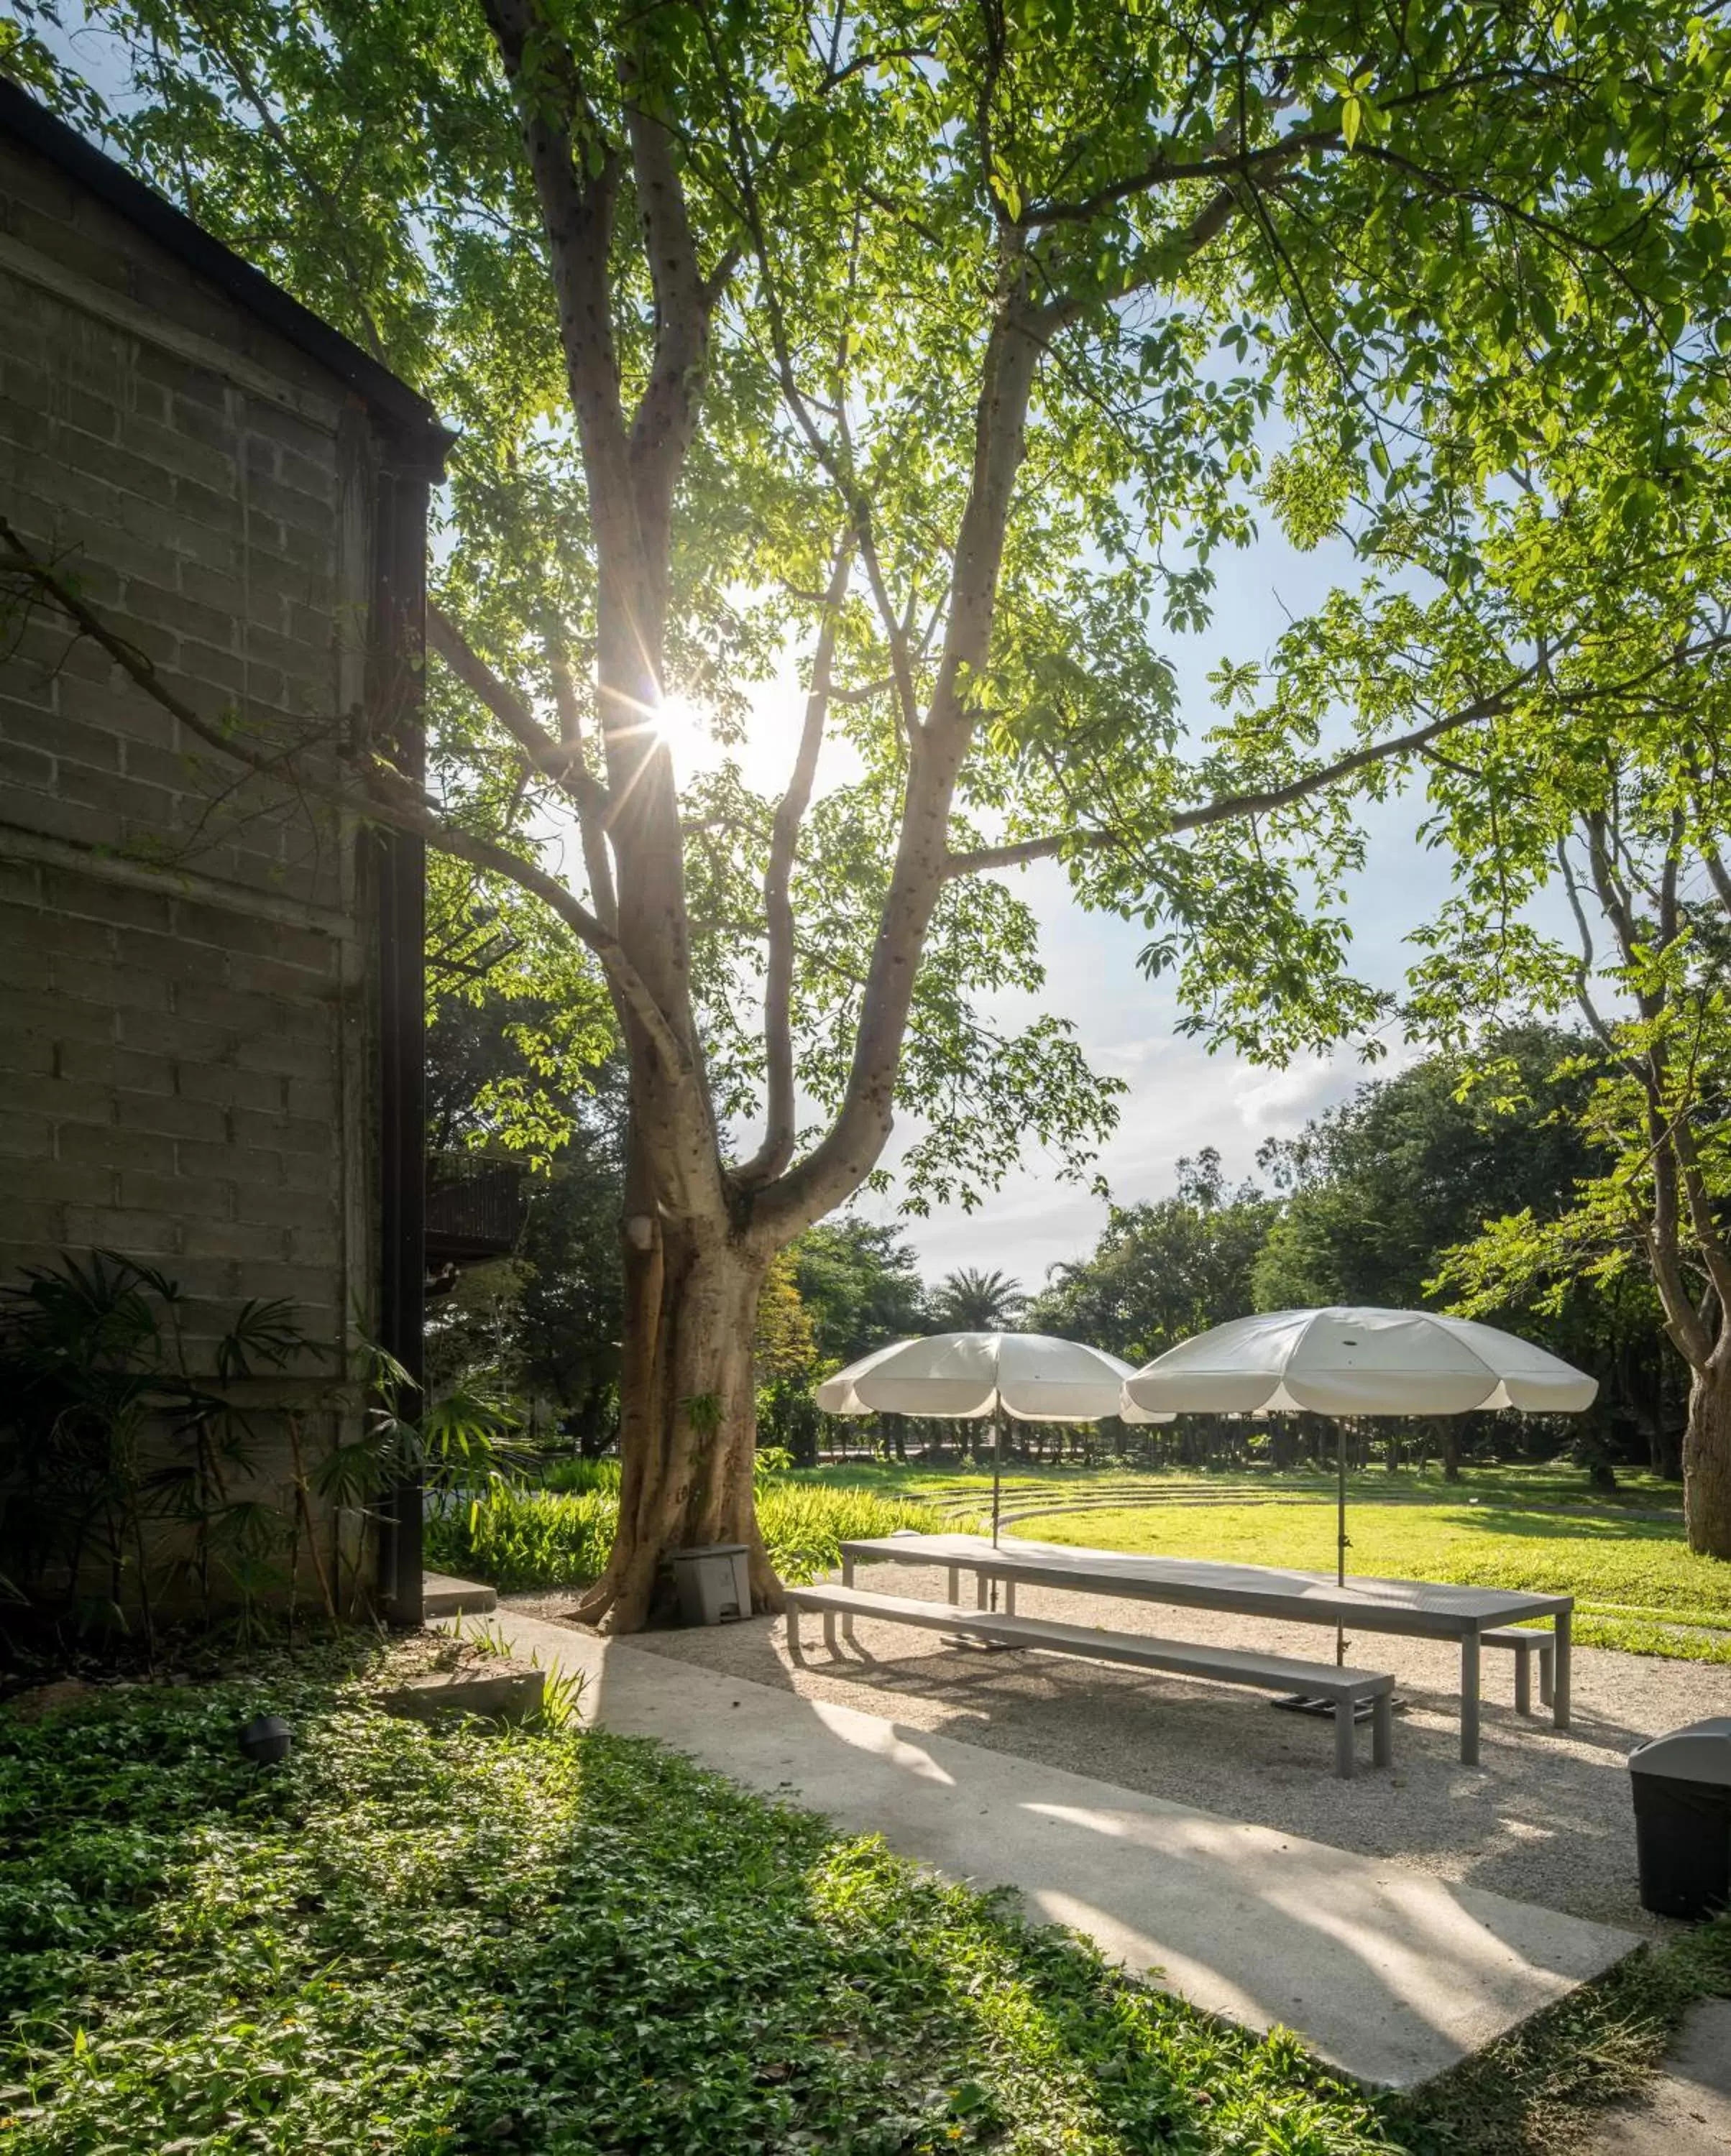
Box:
[1683,1361,1731,1558]
[575,1227,779,1630]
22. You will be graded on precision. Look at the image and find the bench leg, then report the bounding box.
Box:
[947,1565,960,1606]
[787,1608,804,1662]
[1513,1643,1532,1718]
[1460,1629,1481,1766]
[1004,1581,1016,1617]
[1538,1637,1555,1710]
[1334,1700,1357,1779]
[975,1572,989,1611]
[1372,1694,1392,1769]
[823,1612,838,1657]
[1553,1608,1571,1731]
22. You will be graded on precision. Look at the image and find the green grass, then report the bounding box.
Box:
[795,1459,1725,1662]
[0,1655,1400,2155]
[426,1478,945,1593]
[804,1456,1685,1516]
[1014,1496,1731,1661]
[433,1457,1726,1659]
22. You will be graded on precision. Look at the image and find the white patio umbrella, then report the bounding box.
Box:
[816,1330,1168,1549]
[1122,1307,1597,1663]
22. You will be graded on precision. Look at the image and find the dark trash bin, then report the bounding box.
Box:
[1628,1717,1731,1920]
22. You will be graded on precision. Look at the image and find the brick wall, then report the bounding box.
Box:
[0,121,405,1613]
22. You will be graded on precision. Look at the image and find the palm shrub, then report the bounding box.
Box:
[1,1251,528,1648]
[0,1251,313,1649]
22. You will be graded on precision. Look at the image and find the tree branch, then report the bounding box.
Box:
[734,540,851,1192]
[547,630,618,932]
[1021,126,1339,227]
[940,676,1530,879]
[481,0,642,589]
[426,601,610,814]
[623,74,721,577]
[1701,836,1731,916]
[1556,836,1627,1059]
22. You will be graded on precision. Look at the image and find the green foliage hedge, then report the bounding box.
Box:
[0,1659,1395,2154]
[425,1478,942,1592]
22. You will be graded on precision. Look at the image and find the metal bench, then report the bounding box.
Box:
[1482,1625,1556,1715]
[785,1583,1395,1779]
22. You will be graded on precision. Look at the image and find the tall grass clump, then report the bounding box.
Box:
[754,1480,935,1584]
[426,1475,939,1591]
[539,1457,623,1496]
[426,1487,616,1591]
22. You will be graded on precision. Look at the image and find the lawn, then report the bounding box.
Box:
[0,1650,1400,2155]
[429,1459,1728,1661]
[794,1460,1730,1663]
[1009,1485,1731,1662]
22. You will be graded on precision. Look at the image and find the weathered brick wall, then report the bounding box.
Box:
[0,124,392,1612]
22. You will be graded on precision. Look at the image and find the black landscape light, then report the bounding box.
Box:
[239,1713,293,1766]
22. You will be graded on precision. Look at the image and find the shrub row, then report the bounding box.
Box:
[424,1478,944,1592]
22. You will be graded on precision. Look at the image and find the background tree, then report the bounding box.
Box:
[791,1220,929,1369]
[929,1267,1027,1333]
[1433,794,1731,1548]
[1032,1149,1275,1363]
[14,0,1731,1619]
[1256,1032,1673,1481]
[752,1246,825,1464]
[509,1094,628,1453]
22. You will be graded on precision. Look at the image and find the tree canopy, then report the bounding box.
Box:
[12,0,1731,1607]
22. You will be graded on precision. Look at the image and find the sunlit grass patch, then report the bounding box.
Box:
[1018,1498,1731,1660]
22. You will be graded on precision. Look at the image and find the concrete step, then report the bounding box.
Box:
[421,1571,497,1618]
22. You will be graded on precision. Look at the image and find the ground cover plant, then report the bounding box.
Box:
[426,1477,945,1594]
[0,1656,1400,2155]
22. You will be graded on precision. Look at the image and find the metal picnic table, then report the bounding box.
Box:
[839,1531,1573,1766]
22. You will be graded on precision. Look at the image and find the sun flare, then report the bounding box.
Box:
[650,691,707,766]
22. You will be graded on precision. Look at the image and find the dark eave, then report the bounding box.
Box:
[0,73,453,475]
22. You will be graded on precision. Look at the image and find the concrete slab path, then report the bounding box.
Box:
[460,1606,1641,2091]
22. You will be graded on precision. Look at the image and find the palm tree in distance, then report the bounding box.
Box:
[930,1267,1027,1333]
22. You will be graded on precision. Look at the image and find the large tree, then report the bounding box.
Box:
[10,1,1731,1620]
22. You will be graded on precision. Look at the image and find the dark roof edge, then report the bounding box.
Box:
[0,74,454,475]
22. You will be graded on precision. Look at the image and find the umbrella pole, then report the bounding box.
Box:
[1336,1422,1349,1666]
[991,1403,1006,1611]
